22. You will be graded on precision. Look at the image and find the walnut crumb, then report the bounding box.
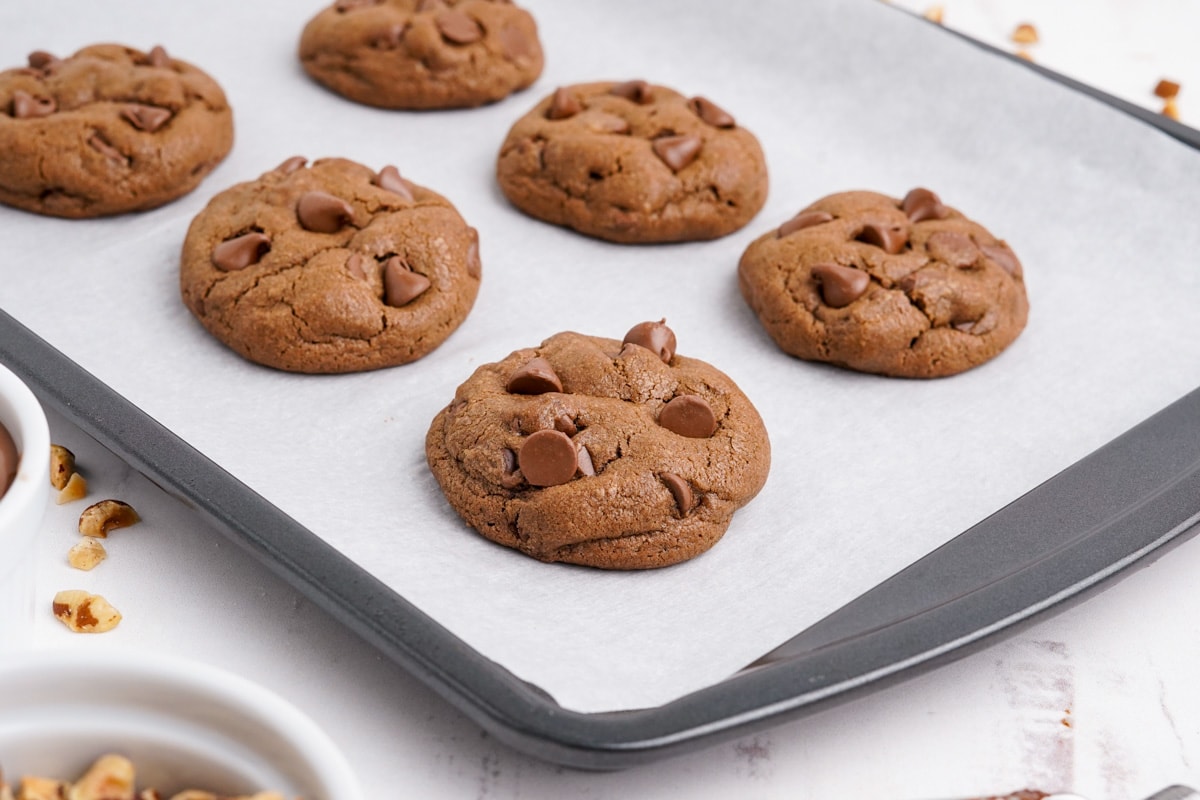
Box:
[1154,78,1181,99]
[67,538,107,571]
[923,5,944,24]
[56,471,88,504]
[52,590,122,633]
[1162,97,1180,120]
[1011,22,1039,44]
[49,444,76,490]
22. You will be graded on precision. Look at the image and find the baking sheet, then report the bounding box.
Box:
[3,0,1200,714]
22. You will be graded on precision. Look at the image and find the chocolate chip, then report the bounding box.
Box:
[499,24,537,62]
[383,257,431,307]
[652,134,703,172]
[345,253,371,281]
[275,155,308,174]
[212,232,271,272]
[146,46,171,68]
[980,242,1023,278]
[120,103,172,132]
[902,187,948,223]
[811,262,870,308]
[777,210,834,238]
[622,320,676,363]
[658,395,717,439]
[855,222,908,254]
[86,133,129,166]
[436,9,483,44]
[609,80,653,104]
[576,446,596,477]
[466,229,481,279]
[506,357,562,395]
[9,90,56,119]
[500,447,523,489]
[518,430,578,487]
[687,96,735,128]
[296,191,354,233]
[546,87,582,120]
[660,473,695,516]
[554,414,577,435]
[374,165,414,201]
[927,230,980,268]
[27,51,59,71]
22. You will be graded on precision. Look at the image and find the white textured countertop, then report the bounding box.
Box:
[12,1,1200,798]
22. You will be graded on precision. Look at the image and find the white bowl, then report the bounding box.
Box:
[0,361,50,652]
[0,649,363,800]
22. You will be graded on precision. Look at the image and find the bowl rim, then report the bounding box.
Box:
[0,361,50,530]
[0,647,363,800]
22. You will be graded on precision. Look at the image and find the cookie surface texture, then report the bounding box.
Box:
[738,189,1029,378]
[180,157,481,373]
[0,44,233,218]
[425,322,771,569]
[299,0,544,109]
[496,81,769,243]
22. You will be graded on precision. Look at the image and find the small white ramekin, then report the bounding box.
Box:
[0,361,50,652]
[0,648,363,799]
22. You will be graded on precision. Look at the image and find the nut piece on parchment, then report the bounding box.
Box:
[52,589,122,633]
[56,471,88,504]
[922,5,944,24]
[1154,78,1181,99]
[1011,22,1039,44]
[78,500,139,538]
[49,444,76,490]
[67,538,107,571]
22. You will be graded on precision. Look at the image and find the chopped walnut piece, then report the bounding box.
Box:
[1154,78,1181,99]
[1011,22,1038,44]
[52,589,122,633]
[49,444,76,490]
[922,5,943,23]
[78,499,139,538]
[1015,49,1034,62]
[70,754,135,800]
[1163,97,1180,120]
[16,776,68,800]
[68,538,107,571]
[56,471,88,504]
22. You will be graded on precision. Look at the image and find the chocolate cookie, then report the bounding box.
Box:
[180,157,481,373]
[496,81,769,243]
[299,0,543,109]
[0,44,233,218]
[738,189,1028,378]
[425,321,771,569]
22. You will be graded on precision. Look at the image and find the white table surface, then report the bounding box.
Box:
[18,2,1200,798]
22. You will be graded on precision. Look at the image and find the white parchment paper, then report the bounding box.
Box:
[3,0,1200,713]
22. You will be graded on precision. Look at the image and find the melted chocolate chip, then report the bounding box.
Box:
[811,263,870,308]
[276,155,308,174]
[383,257,431,307]
[27,51,59,71]
[546,87,582,120]
[927,230,980,269]
[466,229,481,279]
[980,242,1023,277]
[856,222,908,254]
[9,90,56,119]
[374,165,414,201]
[518,430,578,487]
[687,96,735,128]
[120,103,172,132]
[777,210,834,238]
[660,473,695,516]
[296,191,354,233]
[622,320,676,363]
[658,395,717,439]
[436,9,483,44]
[86,133,129,166]
[500,448,523,489]
[212,232,271,272]
[506,358,562,395]
[345,253,371,281]
[609,80,653,104]
[554,414,577,435]
[146,46,171,68]
[902,187,948,223]
[652,134,703,172]
[576,446,596,477]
